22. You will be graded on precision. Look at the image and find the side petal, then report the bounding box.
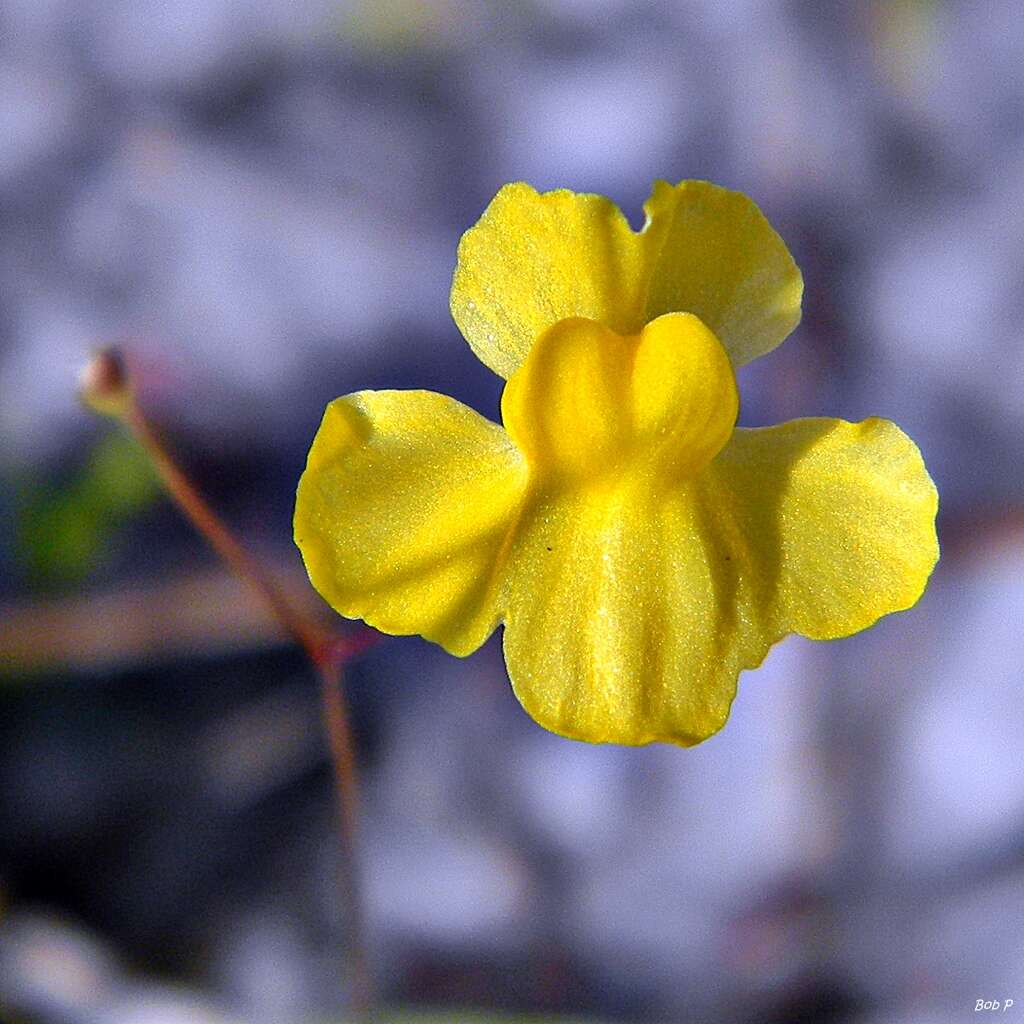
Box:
[450,183,648,379]
[501,484,770,747]
[640,180,804,368]
[702,417,940,640]
[294,390,528,655]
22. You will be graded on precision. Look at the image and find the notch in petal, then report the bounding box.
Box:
[501,312,739,486]
[450,180,803,379]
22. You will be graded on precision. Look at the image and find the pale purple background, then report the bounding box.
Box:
[1,2,1023,1022]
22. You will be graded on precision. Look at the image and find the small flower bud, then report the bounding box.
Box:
[79,347,132,418]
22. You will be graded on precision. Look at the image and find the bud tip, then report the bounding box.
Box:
[79,347,131,417]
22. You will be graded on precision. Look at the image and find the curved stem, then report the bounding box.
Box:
[123,403,328,658]
[94,364,376,1018]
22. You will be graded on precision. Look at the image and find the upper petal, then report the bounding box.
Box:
[450,183,646,379]
[450,180,802,378]
[294,390,528,655]
[639,181,803,367]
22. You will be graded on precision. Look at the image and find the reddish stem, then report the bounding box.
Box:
[92,360,377,1018]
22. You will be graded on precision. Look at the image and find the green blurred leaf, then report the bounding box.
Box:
[16,430,161,590]
[79,431,161,513]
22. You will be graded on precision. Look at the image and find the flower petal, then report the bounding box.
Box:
[450,183,646,379]
[294,390,527,655]
[501,416,937,747]
[502,484,760,747]
[450,180,802,378]
[639,181,804,367]
[703,417,940,640]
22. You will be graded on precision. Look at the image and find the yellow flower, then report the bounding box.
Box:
[295,181,939,746]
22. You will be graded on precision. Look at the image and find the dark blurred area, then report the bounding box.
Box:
[2,1,1023,1021]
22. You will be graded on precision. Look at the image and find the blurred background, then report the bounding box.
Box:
[1,0,1023,1021]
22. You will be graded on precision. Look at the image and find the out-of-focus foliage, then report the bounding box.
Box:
[15,432,159,590]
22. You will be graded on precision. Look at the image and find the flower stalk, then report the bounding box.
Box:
[80,347,376,1019]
